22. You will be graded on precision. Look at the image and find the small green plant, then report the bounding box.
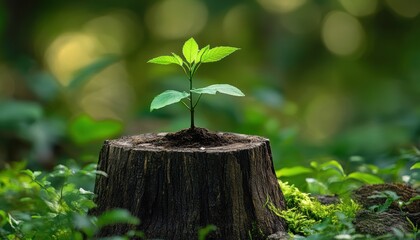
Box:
[148,37,244,129]
[368,190,400,213]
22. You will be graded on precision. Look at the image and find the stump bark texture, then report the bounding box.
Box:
[91,132,287,239]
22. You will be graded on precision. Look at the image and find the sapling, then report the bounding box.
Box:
[148,37,244,130]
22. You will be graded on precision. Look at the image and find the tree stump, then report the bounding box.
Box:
[91,131,287,239]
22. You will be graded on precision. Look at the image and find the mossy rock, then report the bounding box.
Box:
[352,183,420,236]
[353,183,420,213]
[355,210,412,236]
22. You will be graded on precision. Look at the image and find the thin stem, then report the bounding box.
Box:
[189,71,194,130]
[193,94,202,108]
[181,64,188,77]
[191,62,202,76]
[180,100,190,110]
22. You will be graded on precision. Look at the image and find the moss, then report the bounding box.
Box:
[269,181,361,236]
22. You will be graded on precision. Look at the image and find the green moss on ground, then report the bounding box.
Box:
[269,181,361,236]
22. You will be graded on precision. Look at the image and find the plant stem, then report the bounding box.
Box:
[189,73,194,130]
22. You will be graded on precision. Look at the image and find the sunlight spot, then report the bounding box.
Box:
[322,11,365,56]
[386,0,420,18]
[44,11,138,120]
[257,0,307,13]
[45,32,99,86]
[339,0,378,17]
[145,0,208,39]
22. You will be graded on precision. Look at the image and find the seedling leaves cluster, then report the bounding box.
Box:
[148,37,244,129]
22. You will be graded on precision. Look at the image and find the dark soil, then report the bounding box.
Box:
[135,127,251,148]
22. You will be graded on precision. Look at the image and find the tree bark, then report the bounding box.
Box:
[91,132,287,239]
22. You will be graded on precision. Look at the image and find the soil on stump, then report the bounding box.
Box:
[91,128,287,239]
[134,127,250,148]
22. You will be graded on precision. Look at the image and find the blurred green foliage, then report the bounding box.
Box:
[0,0,419,169]
[278,147,420,193]
[0,162,143,239]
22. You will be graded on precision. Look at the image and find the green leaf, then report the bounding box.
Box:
[148,55,181,65]
[50,164,72,177]
[319,160,346,177]
[306,178,329,194]
[196,45,210,63]
[171,53,184,66]
[198,225,217,240]
[182,37,199,64]
[201,46,240,63]
[410,162,420,170]
[0,210,8,227]
[191,84,245,97]
[68,55,119,89]
[21,169,35,180]
[96,209,139,228]
[78,188,94,195]
[347,172,384,184]
[405,195,420,205]
[150,90,189,111]
[276,166,313,178]
[69,114,123,144]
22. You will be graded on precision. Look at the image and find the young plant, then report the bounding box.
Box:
[148,37,244,130]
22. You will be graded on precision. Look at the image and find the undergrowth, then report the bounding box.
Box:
[0,162,143,239]
[0,148,418,239]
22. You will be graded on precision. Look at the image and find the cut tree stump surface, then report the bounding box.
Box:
[91,130,287,239]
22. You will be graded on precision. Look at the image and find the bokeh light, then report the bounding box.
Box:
[339,0,378,17]
[45,32,99,86]
[145,0,208,39]
[386,0,420,18]
[44,11,139,120]
[257,0,307,14]
[2,0,420,167]
[322,11,365,56]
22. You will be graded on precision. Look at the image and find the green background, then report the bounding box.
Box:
[1,0,419,174]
